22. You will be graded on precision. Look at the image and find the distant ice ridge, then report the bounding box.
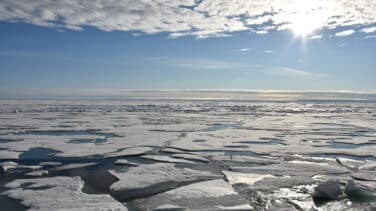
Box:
[1,89,376,102]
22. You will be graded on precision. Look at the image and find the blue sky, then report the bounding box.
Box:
[0,0,376,96]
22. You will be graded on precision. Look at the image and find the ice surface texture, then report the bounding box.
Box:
[0,100,376,210]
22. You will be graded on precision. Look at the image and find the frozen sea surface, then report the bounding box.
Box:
[0,99,376,210]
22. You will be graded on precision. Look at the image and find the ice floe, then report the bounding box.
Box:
[109,163,221,201]
[131,179,252,210]
[223,170,275,185]
[3,176,127,210]
[114,159,139,166]
[171,153,209,162]
[141,155,195,164]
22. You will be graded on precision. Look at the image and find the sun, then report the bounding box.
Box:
[287,1,325,38]
[290,14,320,37]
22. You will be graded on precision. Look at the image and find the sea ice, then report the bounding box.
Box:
[3,176,127,210]
[132,179,252,210]
[223,170,275,185]
[109,163,221,201]
[171,153,209,162]
[141,155,195,164]
[114,159,139,166]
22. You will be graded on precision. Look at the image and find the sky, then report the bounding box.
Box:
[0,0,376,97]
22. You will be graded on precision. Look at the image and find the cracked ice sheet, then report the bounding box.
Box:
[0,131,177,158]
[170,128,280,151]
[105,146,154,157]
[131,179,253,211]
[170,153,209,162]
[1,100,376,210]
[1,101,376,161]
[3,176,127,211]
[231,161,350,177]
[170,127,376,159]
[146,122,210,132]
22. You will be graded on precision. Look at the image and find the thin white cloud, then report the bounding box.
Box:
[296,59,304,64]
[309,35,322,40]
[267,67,328,78]
[246,15,272,25]
[255,30,268,34]
[264,50,273,54]
[158,57,326,78]
[365,35,376,39]
[159,57,249,70]
[361,26,376,33]
[240,48,251,52]
[335,29,356,37]
[0,0,374,38]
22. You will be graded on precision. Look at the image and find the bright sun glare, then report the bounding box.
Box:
[288,1,325,38]
[290,14,319,37]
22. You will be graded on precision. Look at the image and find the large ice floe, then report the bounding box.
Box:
[109,163,221,201]
[3,176,126,210]
[131,179,253,210]
[0,99,376,210]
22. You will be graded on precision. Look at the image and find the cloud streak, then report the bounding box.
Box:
[267,67,328,78]
[240,48,252,52]
[264,50,273,54]
[0,0,376,38]
[158,57,326,78]
[161,57,249,70]
[309,35,322,40]
[335,29,356,37]
[361,26,376,33]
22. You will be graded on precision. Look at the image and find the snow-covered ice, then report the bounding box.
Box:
[109,163,221,201]
[141,154,195,164]
[131,179,252,210]
[1,99,376,210]
[3,176,127,210]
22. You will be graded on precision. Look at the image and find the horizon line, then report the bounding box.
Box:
[1,88,376,95]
